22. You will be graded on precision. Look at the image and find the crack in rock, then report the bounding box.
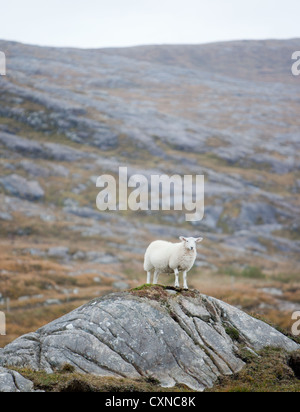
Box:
[0,368,35,392]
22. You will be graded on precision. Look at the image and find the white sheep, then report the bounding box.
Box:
[144,236,203,290]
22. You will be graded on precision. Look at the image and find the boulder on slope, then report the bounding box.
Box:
[0,286,298,392]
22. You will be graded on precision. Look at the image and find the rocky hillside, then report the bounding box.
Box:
[0,286,299,392]
[0,39,299,345]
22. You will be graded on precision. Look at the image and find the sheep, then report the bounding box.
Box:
[144,236,203,290]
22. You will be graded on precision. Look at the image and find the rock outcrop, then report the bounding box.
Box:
[0,368,35,392]
[0,174,45,201]
[0,287,298,392]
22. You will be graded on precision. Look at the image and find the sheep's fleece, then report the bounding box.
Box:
[144,237,203,289]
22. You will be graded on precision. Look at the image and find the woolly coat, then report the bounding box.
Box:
[144,240,196,274]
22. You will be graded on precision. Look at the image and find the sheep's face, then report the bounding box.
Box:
[179,236,203,251]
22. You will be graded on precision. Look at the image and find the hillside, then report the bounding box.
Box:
[102,39,300,83]
[0,38,299,346]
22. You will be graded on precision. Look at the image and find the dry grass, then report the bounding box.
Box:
[11,367,191,392]
[0,235,124,347]
[206,348,300,392]
[9,348,300,392]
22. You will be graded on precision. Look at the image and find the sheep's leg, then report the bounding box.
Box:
[146,271,152,284]
[174,268,180,288]
[183,271,188,290]
[153,270,159,285]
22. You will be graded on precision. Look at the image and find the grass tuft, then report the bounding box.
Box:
[206,348,300,392]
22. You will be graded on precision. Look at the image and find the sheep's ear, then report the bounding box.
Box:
[179,236,187,242]
[196,237,203,243]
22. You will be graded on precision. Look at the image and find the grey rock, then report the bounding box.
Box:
[249,153,295,175]
[0,132,45,157]
[0,212,12,221]
[43,142,87,162]
[40,213,56,222]
[0,367,34,392]
[48,247,69,259]
[214,146,253,164]
[237,202,277,227]
[260,287,283,297]
[0,132,94,162]
[178,296,211,321]
[203,205,223,229]
[71,183,87,194]
[213,297,298,351]
[63,198,79,208]
[0,174,44,201]
[72,250,86,260]
[4,163,16,171]
[85,251,119,264]
[0,288,298,391]
[64,206,103,221]
[225,232,267,253]
[19,160,69,179]
[70,223,112,238]
[112,281,130,290]
[19,160,50,178]
[44,299,62,306]
[18,296,30,302]
[48,164,69,177]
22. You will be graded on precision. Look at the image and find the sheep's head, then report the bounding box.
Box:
[179,236,203,251]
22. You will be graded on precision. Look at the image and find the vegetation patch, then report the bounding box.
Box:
[11,367,191,393]
[11,348,300,392]
[289,352,300,379]
[130,284,198,302]
[206,348,300,392]
[225,326,240,342]
[223,266,266,280]
[130,285,175,303]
